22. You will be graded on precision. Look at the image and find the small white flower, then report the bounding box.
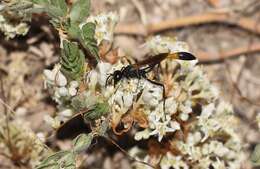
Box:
[43,115,61,129]
[142,82,163,107]
[70,81,79,88]
[86,12,119,44]
[187,132,202,145]
[43,69,55,83]
[160,153,189,169]
[179,113,189,121]
[211,158,226,169]
[43,64,67,87]
[134,129,151,141]
[144,35,191,55]
[55,71,67,87]
[60,109,73,117]
[97,61,112,87]
[165,97,178,115]
[87,70,98,89]
[200,103,215,120]
[68,87,77,96]
[149,116,180,142]
[148,105,165,123]
[112,90,134,109]
[170,121,181,130]
[179,101,192,114]
[57,87,68,96]
[68,81,78,96]
[36,132,46,142]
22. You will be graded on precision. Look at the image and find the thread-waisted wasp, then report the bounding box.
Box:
[105,52,196,112]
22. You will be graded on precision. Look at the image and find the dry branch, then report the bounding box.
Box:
[115,12,260,36]
[196,43,260,62]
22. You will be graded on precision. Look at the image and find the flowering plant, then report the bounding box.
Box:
[0,0,247,169]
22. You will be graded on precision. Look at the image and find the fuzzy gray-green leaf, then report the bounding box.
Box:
[84,102,109,120]
[73,133,93,153]
[60,40,85,81]
[36,150,74,169]
[35,0,67,18]
[69,0,90,24]
[33,0,67,28]
[81,22,99,60]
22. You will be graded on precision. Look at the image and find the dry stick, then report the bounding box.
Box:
[115,12,260,36]
[115,12,260,62]
[196,43,260,63]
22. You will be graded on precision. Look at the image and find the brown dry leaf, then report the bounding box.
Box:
[130,109,148,128]
[99,40,112,58]
[112,119,132,135]
[121,114,134,130]
[104,48,119,64]
[99,39,120,64]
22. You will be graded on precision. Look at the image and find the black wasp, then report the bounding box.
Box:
[105,51,196,111]
[106,52,196,87]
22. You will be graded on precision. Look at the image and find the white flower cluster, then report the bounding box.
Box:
[43,64,79,103]
[130,103,245,169]
[0,14,29,39]
[174,102,244,169]
[42,23,245,167]
[144,35,190,55]
[125,36,245,169]
[43,64,79,128]
[86,12,119,45]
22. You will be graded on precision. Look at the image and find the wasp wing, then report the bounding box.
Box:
[132,52,196,69]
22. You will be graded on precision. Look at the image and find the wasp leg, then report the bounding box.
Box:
[111,83,121,112]
[146,78,166,118]
[154,64,161,81]
[105,74,113,87]
[142,63,157,73]
[135,69,143,93]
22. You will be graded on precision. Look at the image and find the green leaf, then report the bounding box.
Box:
[60,40,85,81]
[35,0,67,18]
[32,0,67,28]
[47,0,67,18]
[84,102,109,120]
[67,24,81,39]
[73,133,93,153]
[80,22,99,60]
[70,91,97,110]
[69,0,90,24]
[36,150,76,169]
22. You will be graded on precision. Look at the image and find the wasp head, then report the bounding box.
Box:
[106,70,123,87]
